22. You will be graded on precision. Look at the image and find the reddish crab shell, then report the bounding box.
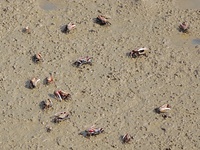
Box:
[64,22,76,33]
[179,22,189,32]
[85,127,104,137]
[53,111,70,123]
[54,90,71,101]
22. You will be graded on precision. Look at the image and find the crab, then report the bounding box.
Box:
[33,53,43,63]
[42,99,53,110]
[96,15,111,26]
[23,26,31,34]
[53,111,70,123]
[85,126,104,137]
[156,104,171,113]
[46,126,53,132]
[54,90,71,101]
[179,22,189,33]
[29,77,40,89]
[129,47,148,58]
[63,22,76,33]
[73,56,92,67]
[45,74,54,85]
[122,134,133,144]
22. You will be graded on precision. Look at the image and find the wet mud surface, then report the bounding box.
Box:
[0,0,199,149]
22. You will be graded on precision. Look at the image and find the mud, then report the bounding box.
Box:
[0,0,199,150]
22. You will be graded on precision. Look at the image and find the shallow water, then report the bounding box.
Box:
[39,0,57,11]
[176,0,200,9]
[192,39,200,45]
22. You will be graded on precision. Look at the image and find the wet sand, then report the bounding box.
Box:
[0,0,199,149]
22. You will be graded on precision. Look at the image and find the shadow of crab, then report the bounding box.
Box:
[120,135,124,143]
[25,80,34,89]
[154,107,160,114]
[60,24,68,33]
[48,93,55,99]
[25,80,30,89]
[42,78,48,85]
[126,52,137,58]
[39,101,46,110]
[79,131,89,138]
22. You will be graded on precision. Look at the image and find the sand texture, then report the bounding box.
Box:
[0,0,199,149]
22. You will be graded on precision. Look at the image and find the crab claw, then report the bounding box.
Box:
[179,21,189,32]
[137,47,148,55]
[54,90,62,101]
[64,22,76,33]
[158,104,171,113]
[30,77,40,89]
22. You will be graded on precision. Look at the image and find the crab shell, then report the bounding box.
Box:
[46,76,53,84]
[98,15,107,23]
[159,104,171,113]
[36,53,42,60]
[67,22,76,31]
[97,15,111,25]
[122,134,132,143]
[55,111,69,119]
[44,99,53,108]
[180,22,189,31]
[30,78,40,88]
[34,53,43,63]
[64,22,76,33]
[24,26,30,34]
[86,127,104,135]
[60,91,71,100]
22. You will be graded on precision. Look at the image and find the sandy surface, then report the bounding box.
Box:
[0,0,199,149]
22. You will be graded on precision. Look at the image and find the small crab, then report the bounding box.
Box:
[85,126,104,137]
[156,104,171,113]
[46,126,53,132]
[33,53,43,63]
[73,56,92,67]
[179,22,189,33]
[42,99,53,110]
[53,111,70,123]
[96,15,111,26]
[45,74,54,85]
[23,26,31,34]
[63,22,76,33]
[29,77,40,89]
[122,134,133,144]
[54,90,71,101]
[129,47,148,58]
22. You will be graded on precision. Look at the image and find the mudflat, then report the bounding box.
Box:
[0,0,199,149]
